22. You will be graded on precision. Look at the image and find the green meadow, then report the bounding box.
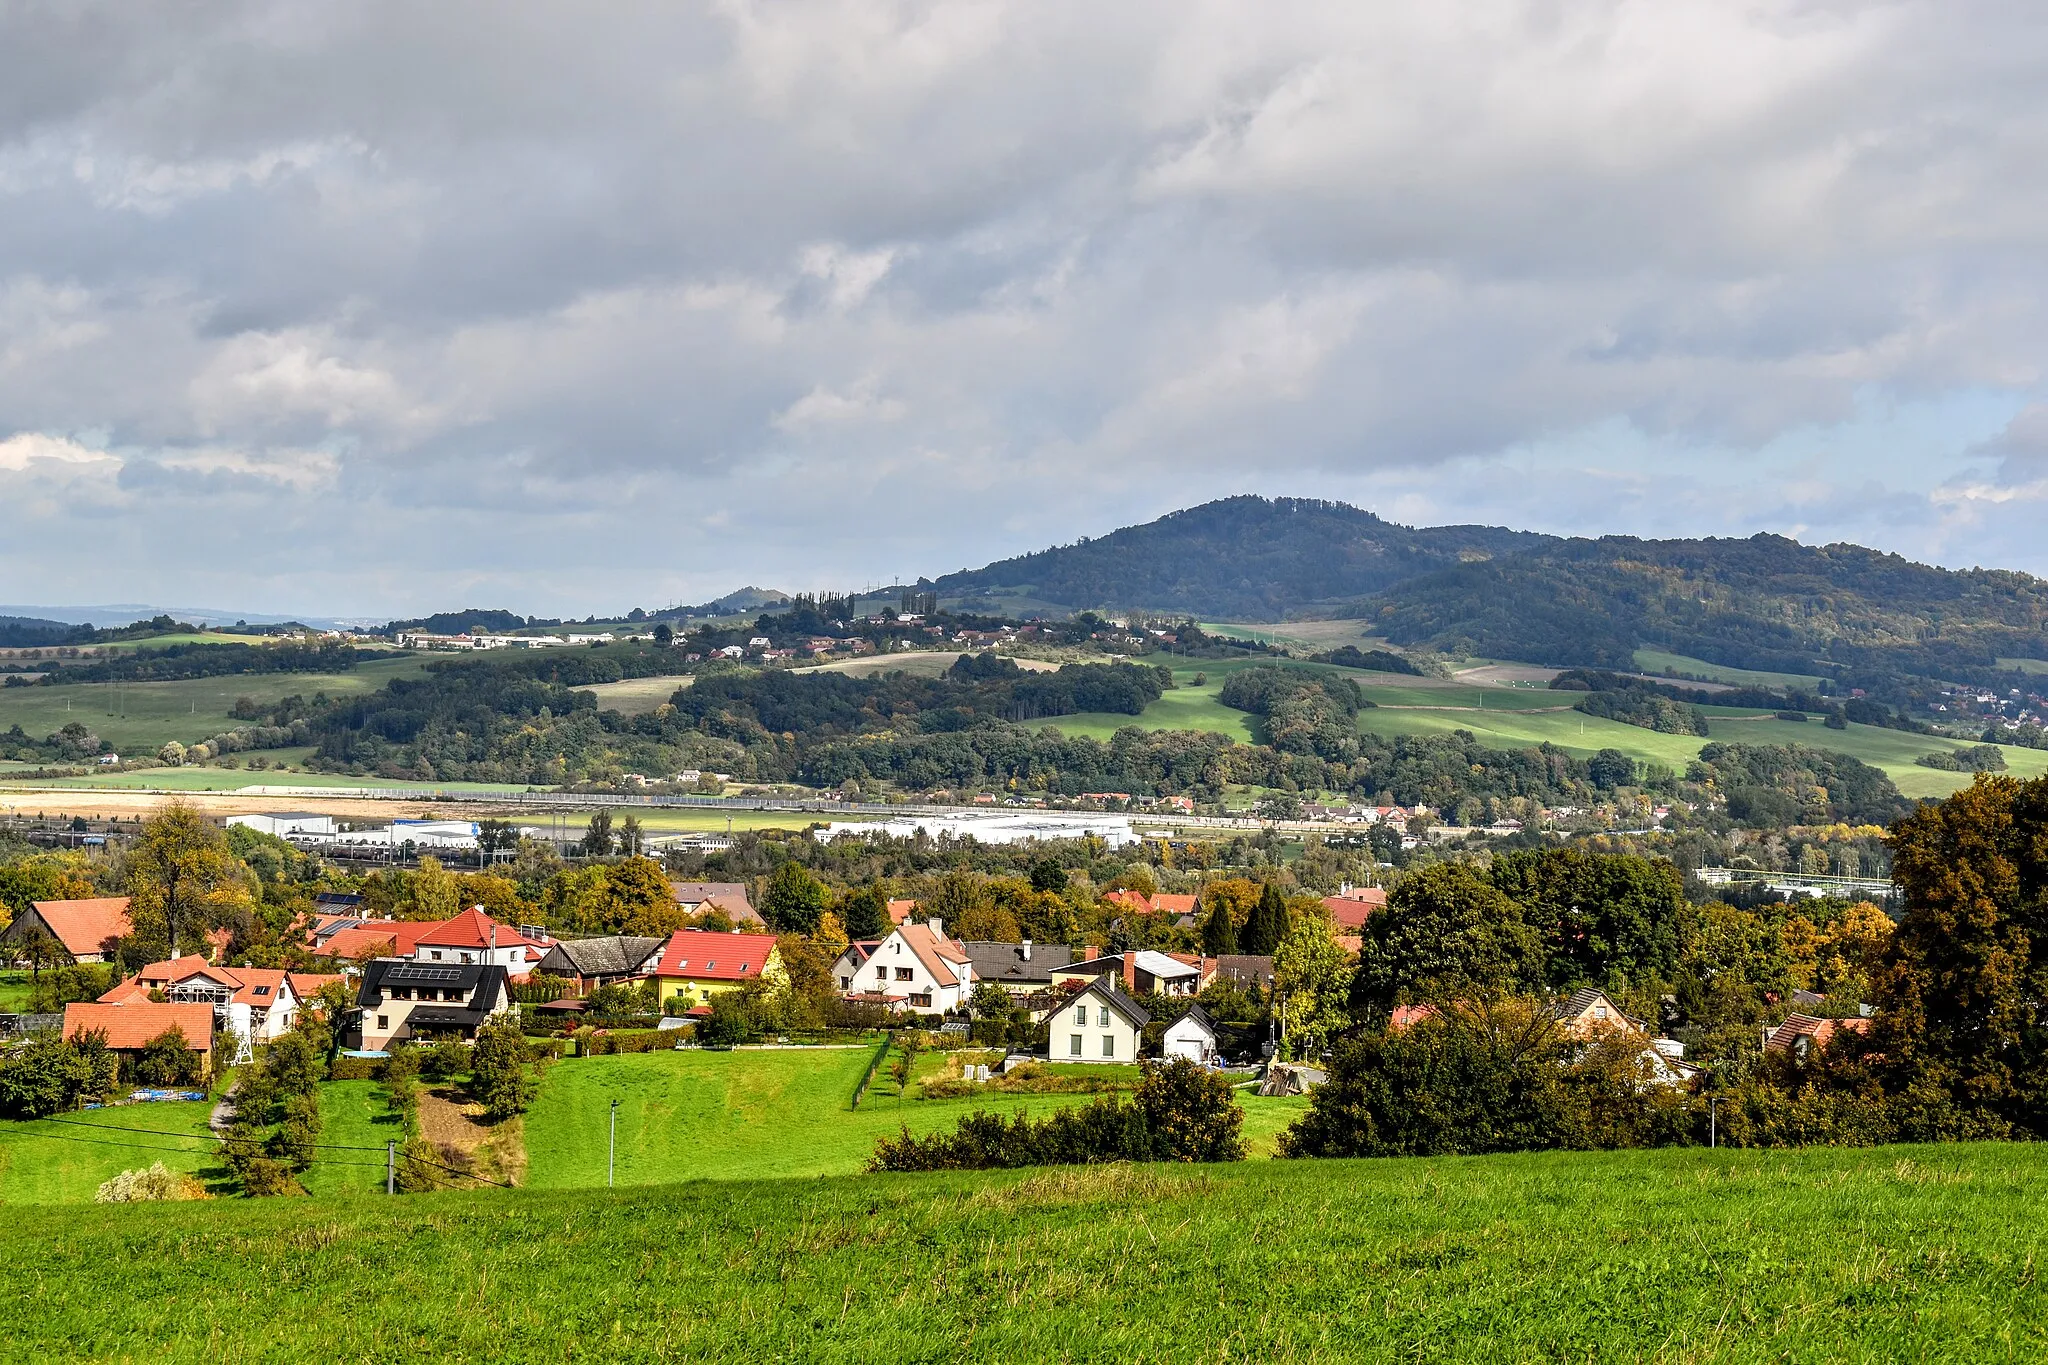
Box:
[0,653,426,753]
[1631,648,1830,690]
[0,1097,220,1204]
[5,1142,2046,1361]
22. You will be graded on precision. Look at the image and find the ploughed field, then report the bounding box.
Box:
[5,1142,2044,1362]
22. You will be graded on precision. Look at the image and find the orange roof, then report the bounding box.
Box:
[896,922,969,989]
[64,1001,216,1052]
[1323,890,1386,930]
[1766,1014,1872,1054]
[97,979,155,1005]
[316,922,425,959]
[29,897,132,957]
[1151,894,1198,916]
[416,906,525,949]
[289,972,345,1001]
[651,929,779,982]
[1103,889,1151,912]
[887,899,917,926]
[128,959,303,1008]
[1388,1003,1439,1032]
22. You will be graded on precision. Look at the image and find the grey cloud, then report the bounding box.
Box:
[1,0,2047,615]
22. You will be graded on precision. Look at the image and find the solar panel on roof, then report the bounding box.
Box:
[388,965,463,982]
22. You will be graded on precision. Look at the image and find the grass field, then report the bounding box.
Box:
[1631,648,1829,690]
[6,1142,2047,1361]
[1999,657,2048,675]
[0,654,425,752]
[580,675,692,714]
[518,1047,1309,1186]
[0,1097,221,1204]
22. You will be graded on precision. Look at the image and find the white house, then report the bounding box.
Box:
[110,960,345,1063]
[1050,977,1149,1063]
[845,921,975,1015]
[409,907,553,973]
[228,811,338,839]
[1161,1003,1219,1064]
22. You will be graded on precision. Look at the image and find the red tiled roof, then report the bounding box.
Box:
[126,959,306,1008]
[651,929,779,982]
[1151,894,1198,916]
[1388,1003,1439,1032]
[416,906,515,949]
[887,899,917,926]
[288,972,345,1002]
[896,922,969,989]
[1765,1014,1872,1054]
[1323,890,1386,930]
[317,922,425,959]
[30,898,132,957]
[64,1001,216,1052]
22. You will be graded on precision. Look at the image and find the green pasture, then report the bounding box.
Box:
[20,768,535,795]
[1045,673,1258,743]
[1998,657,2048,676]
[579,675,691,714]
[1632,648,1829,690]
[0,1098,220,1204]
[0,654,425,752]
[9,1143,2048,1361]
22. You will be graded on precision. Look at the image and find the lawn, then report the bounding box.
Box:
[579,675,692,714]
[0,654,425,753]
[6,1142,2048,1361]
[521,1046,1118,1187]
[0,1097,221,1204]
[1632,648,1829,690]
[304,1079,407,1198]
[1045,674,1258,743]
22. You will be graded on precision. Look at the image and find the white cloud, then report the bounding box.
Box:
[0,0,2045,613]
[0,431,119,473]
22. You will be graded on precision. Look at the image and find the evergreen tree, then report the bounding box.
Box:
[839,884,889,941]
[1200,896,1238,956]
[1241,883,1289,955]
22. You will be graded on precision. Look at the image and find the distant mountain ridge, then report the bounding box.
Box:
[932,496,1556,620]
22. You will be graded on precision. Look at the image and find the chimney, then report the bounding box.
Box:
[929,918,943,941]
[1021,939,1032,962]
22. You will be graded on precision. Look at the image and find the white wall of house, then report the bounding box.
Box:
[1050,991,1143,1063]
[855,930,971,1015]
[1162,1016,1216,1063]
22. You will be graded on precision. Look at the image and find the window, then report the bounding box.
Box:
[839,975,851,989]
[430,951,443,961]
[376,1014,388,1030]
[1102,1034,1115,1059]
[1073,1006,1088,1026]
[253,985,271,997]
[1098,1006,1110,1028]
[1593,1005,1609,1020]
[896,967,914,981]
[875,965,886,980]
[1070,1034,1083,1057]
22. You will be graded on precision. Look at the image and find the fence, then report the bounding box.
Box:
[849,1033,893,1110]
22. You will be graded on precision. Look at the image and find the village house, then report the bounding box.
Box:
[1161,1003,1220,1064]
[1550,988,1644,1037]
[1050,977,1149,1062]
[63,1000,217,1078]
[648,929,786,1012]
[350,959,515,1051]
[670,881,763,927]
[1053,949,1204,997]
[844,922,975,1015]
[1765,1013,1873,1060]
[1,897,134,965]
[410,907,552,973]
[533,935,665,992]
[103,960,343,1058]
[830,939,883,992]
[957,939,1073,996]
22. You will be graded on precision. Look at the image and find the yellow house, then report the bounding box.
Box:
[649,929,785,1009]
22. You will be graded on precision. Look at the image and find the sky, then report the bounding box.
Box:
[3,0,2047,620]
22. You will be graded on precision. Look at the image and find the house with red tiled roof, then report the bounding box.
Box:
[671,881,763,927]
[1765,1013,1872,1061]
[410,907,552,973]
[313,919,427,962]
[649,929,786,1011]
[1322,888,1386,932]
[63,1001,216,1077]
[110,959,343,1058]
[844,920,975,1015]
[886,898,917,927]
[1,897,133,964]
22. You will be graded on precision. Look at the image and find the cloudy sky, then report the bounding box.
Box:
[4,0,2047,619]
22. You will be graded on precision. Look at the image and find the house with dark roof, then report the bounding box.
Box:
[1048,976,1149,1063]
[1,897,134,964]
[1162,1002,1218,1063]
[1209,955,1275,991]
[1550,988,1644,1037]
[1052,950,1203,997]
[533,936,664,990]
[958,940,1073,995]
[351,958,513,1050]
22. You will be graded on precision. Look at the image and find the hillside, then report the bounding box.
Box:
[1363,533,2048,687]
[6,1145,2045,1361]
[931,496,1555,620]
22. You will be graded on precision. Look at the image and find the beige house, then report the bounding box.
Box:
[1050,977,1149,1063]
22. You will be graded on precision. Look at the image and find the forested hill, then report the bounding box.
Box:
[1363,533,2048,685]
[931,497,1555,620]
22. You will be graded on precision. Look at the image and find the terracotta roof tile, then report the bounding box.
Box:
[29,898,132,957]
[64,1001,215,1052]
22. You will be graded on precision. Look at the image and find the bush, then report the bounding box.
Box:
[327,1055,386,1082]
[0,1029,118,1118]
[868,1059,1244,1171]
[584,1029,676,1056]
[95,1162,205,1203]
[469,1019,534,1120]
[419,1040,469,1082]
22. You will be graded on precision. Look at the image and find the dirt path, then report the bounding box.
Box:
[418,1086,526,1187]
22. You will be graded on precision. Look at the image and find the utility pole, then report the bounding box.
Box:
[387,1139,396,1194]
[608,1099,618,1188]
